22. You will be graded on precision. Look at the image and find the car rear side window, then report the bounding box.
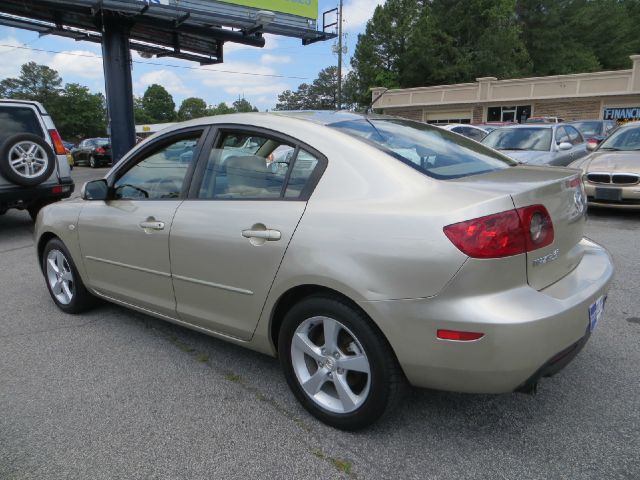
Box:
[198,131,321,200]
[331,118,515,180]
[0,106,44,144]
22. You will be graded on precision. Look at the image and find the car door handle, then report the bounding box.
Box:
[242,229,281,241]
[139,220,165,231]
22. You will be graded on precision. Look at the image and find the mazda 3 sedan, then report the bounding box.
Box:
[35,112,613,430]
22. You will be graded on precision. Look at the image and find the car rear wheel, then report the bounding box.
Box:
[0,133,56,186]
[279,295,405,430]
[42,238,97,314]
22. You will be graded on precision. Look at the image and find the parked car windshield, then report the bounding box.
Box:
[598,124,640,151]
[570,121,602,137]
[482,128,552,152]
[329,118,515,179]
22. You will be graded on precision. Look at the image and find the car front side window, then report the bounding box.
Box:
[113,134,200,200]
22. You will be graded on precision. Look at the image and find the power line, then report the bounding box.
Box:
[0,43,312,80]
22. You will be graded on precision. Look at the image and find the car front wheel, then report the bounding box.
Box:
[279,295,405,430]
[42,238,97,313]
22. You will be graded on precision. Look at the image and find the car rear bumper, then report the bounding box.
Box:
[359,238,614,393]
[0,177,74,204]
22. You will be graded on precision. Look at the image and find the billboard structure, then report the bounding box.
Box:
[0,0,335,160]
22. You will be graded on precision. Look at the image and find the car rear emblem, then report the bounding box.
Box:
[533,248,560,267]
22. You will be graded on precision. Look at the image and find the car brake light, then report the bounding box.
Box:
[443,205,554,259]
[51,185,70,194]
[437,330,484,341]
[48,129,66,155]
[95,147,106,154]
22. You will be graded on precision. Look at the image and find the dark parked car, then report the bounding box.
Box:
[568,120,617,150]
[72,138,111,168]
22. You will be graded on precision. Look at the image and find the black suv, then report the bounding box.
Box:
[0,99,74,220]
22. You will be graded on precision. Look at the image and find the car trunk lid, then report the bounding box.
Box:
[452,165,587,290]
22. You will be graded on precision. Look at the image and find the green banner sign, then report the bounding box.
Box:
[219,0,317,19]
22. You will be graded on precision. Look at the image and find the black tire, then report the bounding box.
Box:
[0,133,56,186]
[27,199,52,222]
[278,295,405,430]
[89,155,97,168]
[42,238,97,314]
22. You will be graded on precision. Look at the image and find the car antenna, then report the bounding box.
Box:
[366,88,388,115]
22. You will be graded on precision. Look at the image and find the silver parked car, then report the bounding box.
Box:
[35,112,613,430]
[482,123,589,166]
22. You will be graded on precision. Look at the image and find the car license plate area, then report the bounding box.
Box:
[594,187,622,201]
[589,295,606,332]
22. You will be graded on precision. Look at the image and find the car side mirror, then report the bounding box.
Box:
[558,142,572,151]
[81,179,109,201]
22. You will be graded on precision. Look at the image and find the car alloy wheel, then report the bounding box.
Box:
[45,249,75,305]
[0,133,56,186]
[279,295,405,430]
[89,155,96,168]
[291,316,371,414]
[42,238,98,314]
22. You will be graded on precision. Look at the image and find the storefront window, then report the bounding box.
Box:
[487,105,531,123]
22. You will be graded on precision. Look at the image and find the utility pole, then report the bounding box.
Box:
[337,0,343,110]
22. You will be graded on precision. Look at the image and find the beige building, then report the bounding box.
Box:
[371,55,640,124]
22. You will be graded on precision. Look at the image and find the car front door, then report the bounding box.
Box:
[77,128,205,315]
[169,128,325,340]
[565,125,588,162]
[551,126,572,166]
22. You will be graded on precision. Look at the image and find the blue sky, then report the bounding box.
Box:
[0,0,382,112]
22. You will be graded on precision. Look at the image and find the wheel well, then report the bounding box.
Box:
[270,285,380,354]
[37,232,58,272]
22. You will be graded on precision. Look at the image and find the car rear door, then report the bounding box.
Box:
[77,127,206,316]
[169,127,326,340]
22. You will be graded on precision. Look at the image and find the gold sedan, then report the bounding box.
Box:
[569,121,640,209]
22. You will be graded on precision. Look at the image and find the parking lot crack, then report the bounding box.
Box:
[0,243,34,255]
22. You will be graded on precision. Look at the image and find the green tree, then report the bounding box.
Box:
[177,97,208,121]
[232,97,259,113]
[274,66,340,110]
[207,102,236,115]
[133,95,152,124]
[51,83,106,140]
[348,0,423,105]
[141,84,176,123]
[0,61,63,110]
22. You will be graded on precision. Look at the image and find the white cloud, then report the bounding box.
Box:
[342,0,385,31]
[0,37,49,79]
[260,54,291,65]
[135,69,195,98]
[48,50,103,80]
[192,60,290,102]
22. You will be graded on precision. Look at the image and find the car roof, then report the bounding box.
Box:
[0,98,47,114]
[496,124,555,129]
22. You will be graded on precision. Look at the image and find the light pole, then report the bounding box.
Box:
[337,0,343,110]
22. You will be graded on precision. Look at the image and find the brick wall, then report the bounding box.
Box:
[472,105,484,123]
[383,108,423,121]
[533,99,601,121]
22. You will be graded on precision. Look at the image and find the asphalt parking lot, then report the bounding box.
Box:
[1,167,639,480]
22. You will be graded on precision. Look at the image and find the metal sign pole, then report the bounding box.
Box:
[337,0,343,110]
[101,16,136,163]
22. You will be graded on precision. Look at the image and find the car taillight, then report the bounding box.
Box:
[443,205,554,259]
[586,138,600,149]
[48,129,66,155]
[95,147,106,154]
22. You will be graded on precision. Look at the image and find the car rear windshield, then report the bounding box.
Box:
[570,121,602,137]
[598,124,640,151]
[482,127,552,152]
[0,106,44,144]
[329,118,515,179]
